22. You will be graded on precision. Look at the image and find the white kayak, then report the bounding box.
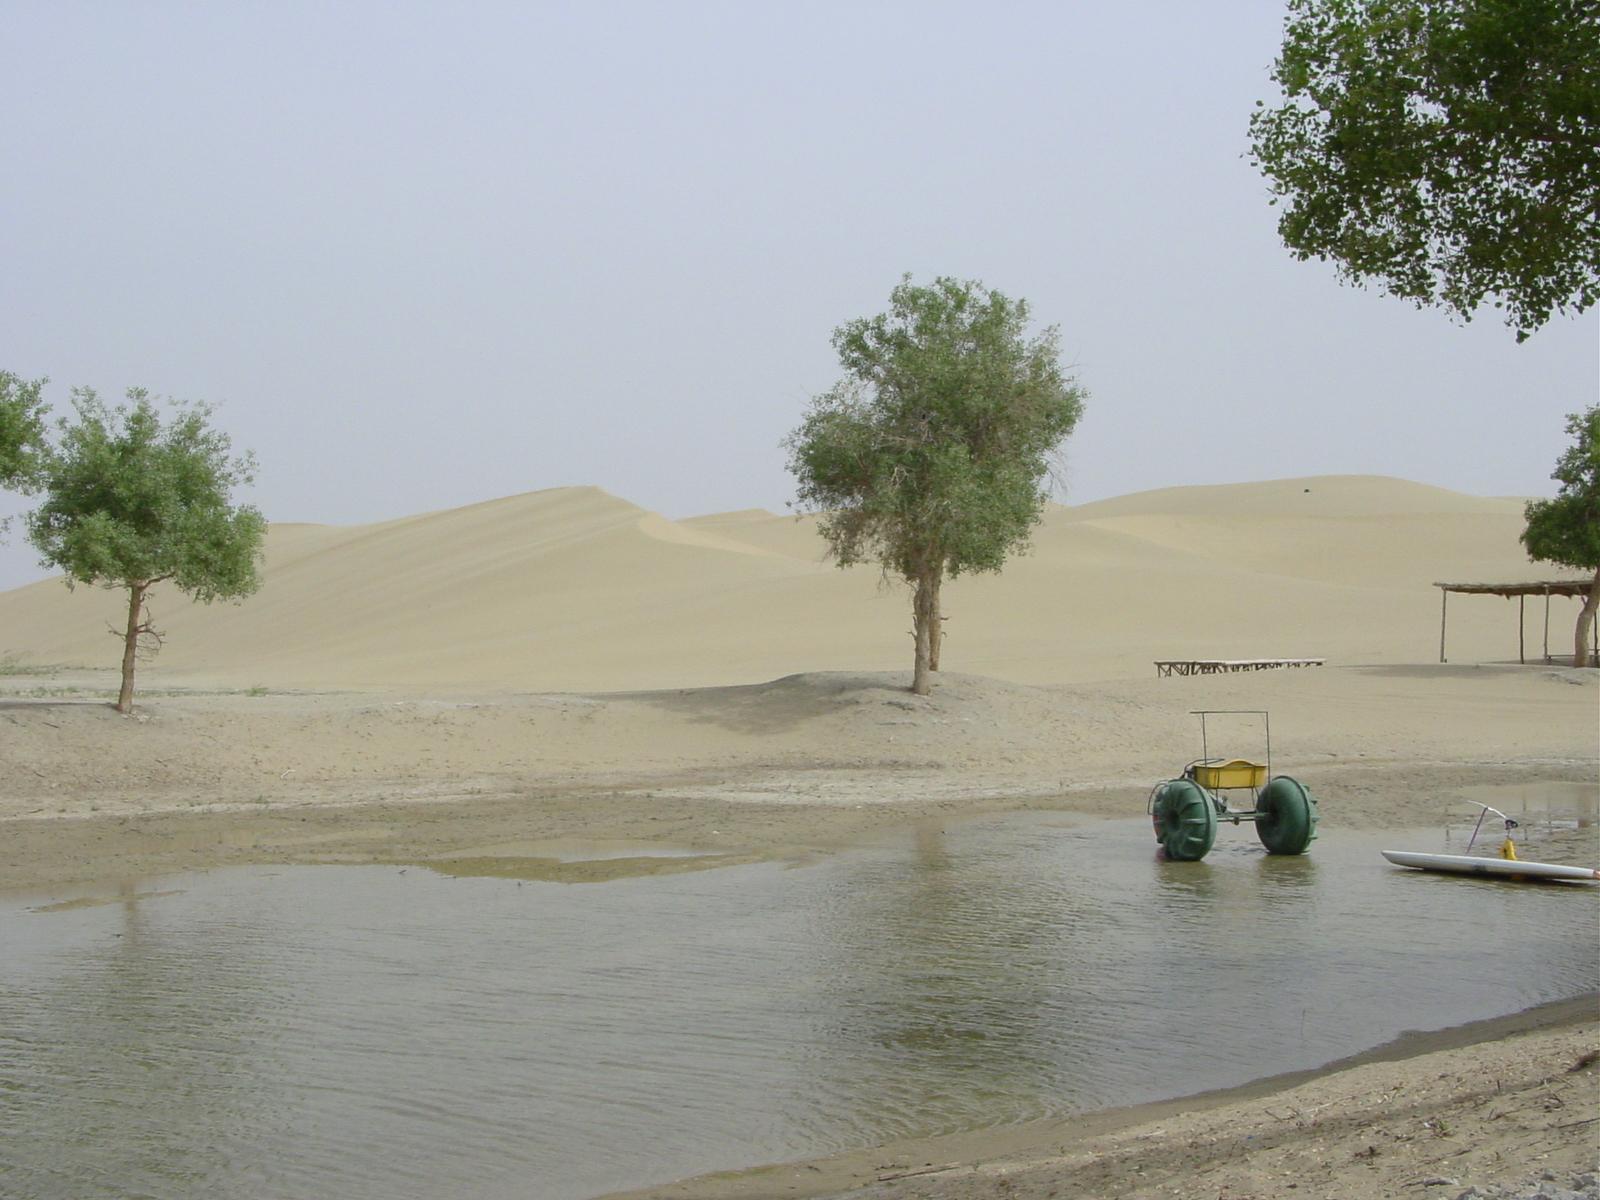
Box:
[1381,850,1599,883]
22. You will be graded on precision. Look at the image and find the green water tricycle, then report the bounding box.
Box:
[1148,710,1318,861]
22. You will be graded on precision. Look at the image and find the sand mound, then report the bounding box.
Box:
[0,475,1581,691]
[616,669,1054,731]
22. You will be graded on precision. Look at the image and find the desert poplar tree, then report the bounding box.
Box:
[27,389,266,713]
[1522,404,1600,666]
[1249,0,1600,341]
[786,276,1086,695]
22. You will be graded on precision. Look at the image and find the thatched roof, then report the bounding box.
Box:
[1434,580,1593,598]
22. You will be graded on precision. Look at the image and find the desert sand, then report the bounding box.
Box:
[0,474,1583,692]
[0,473,1595,1200]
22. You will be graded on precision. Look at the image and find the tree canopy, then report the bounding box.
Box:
[0,370,49,494]
[1249,0,1600,340]
[27,388,266,712]
[1522,403,1600,665]
[786,276,1085,694]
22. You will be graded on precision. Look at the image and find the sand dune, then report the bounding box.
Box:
[0,475,1581,691]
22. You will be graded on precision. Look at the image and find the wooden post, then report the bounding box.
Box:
[1438,587,1449,663]
[1519,594,1526,664]
[1543,589,1552,662]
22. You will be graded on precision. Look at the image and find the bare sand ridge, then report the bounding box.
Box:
[0,475,1568,691]
[0,473,1593,1200]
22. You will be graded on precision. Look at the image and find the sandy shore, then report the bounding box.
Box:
[2,662,1595,890]
[2,663,1595,1199]
[602,1002,1598,1200]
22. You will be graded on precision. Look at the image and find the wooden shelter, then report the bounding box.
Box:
[1433,580,1596,663]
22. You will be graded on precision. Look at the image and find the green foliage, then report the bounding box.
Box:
[27,387,266,710]
[789,276,1083,580]
[1522,404,1600,571]
[786,276,1085,689]
[27,388,266,601]
[1249,0,1600,340]
[0,370,50,493]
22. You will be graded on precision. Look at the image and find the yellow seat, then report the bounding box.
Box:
[1192,760,1267,790]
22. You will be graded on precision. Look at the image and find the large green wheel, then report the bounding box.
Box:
[1151,779,1218,861]
[1255,775,1318,855]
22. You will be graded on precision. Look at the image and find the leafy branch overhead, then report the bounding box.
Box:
[0,370,50,494]
[1522,404,1600,665]
[1249,0,1600,339]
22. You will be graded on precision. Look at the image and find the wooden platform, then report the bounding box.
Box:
[1154,658,1326,677]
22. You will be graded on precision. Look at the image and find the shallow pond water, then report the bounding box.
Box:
[1,814,1595,1200]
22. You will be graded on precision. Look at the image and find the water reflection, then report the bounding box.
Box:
[0,884,291,1199]
[798,818,1102,1143]
[1447,781,1600,853]
[1153,858,1218,900]
[0,818,1594,1200]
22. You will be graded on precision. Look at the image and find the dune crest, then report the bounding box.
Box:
[1065,474,1525,520]
[633,512,783,557]
[0,474,1577,691]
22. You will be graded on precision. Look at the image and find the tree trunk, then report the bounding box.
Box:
[911,569,942,695]
[117,581,148,714]
[929,605,943,672]
[1576,567,1600,669]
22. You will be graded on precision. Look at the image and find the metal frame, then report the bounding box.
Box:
[1187,710,1271,823]
[1192,709,1271,775]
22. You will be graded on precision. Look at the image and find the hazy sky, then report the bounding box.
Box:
[1,1,1595,590]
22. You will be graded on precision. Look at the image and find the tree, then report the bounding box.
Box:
[0,370,50,494]
[1522,404,1600,666]
[1248,0,1600,340]
[785,276,1086,695]
[27,388,266,713]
